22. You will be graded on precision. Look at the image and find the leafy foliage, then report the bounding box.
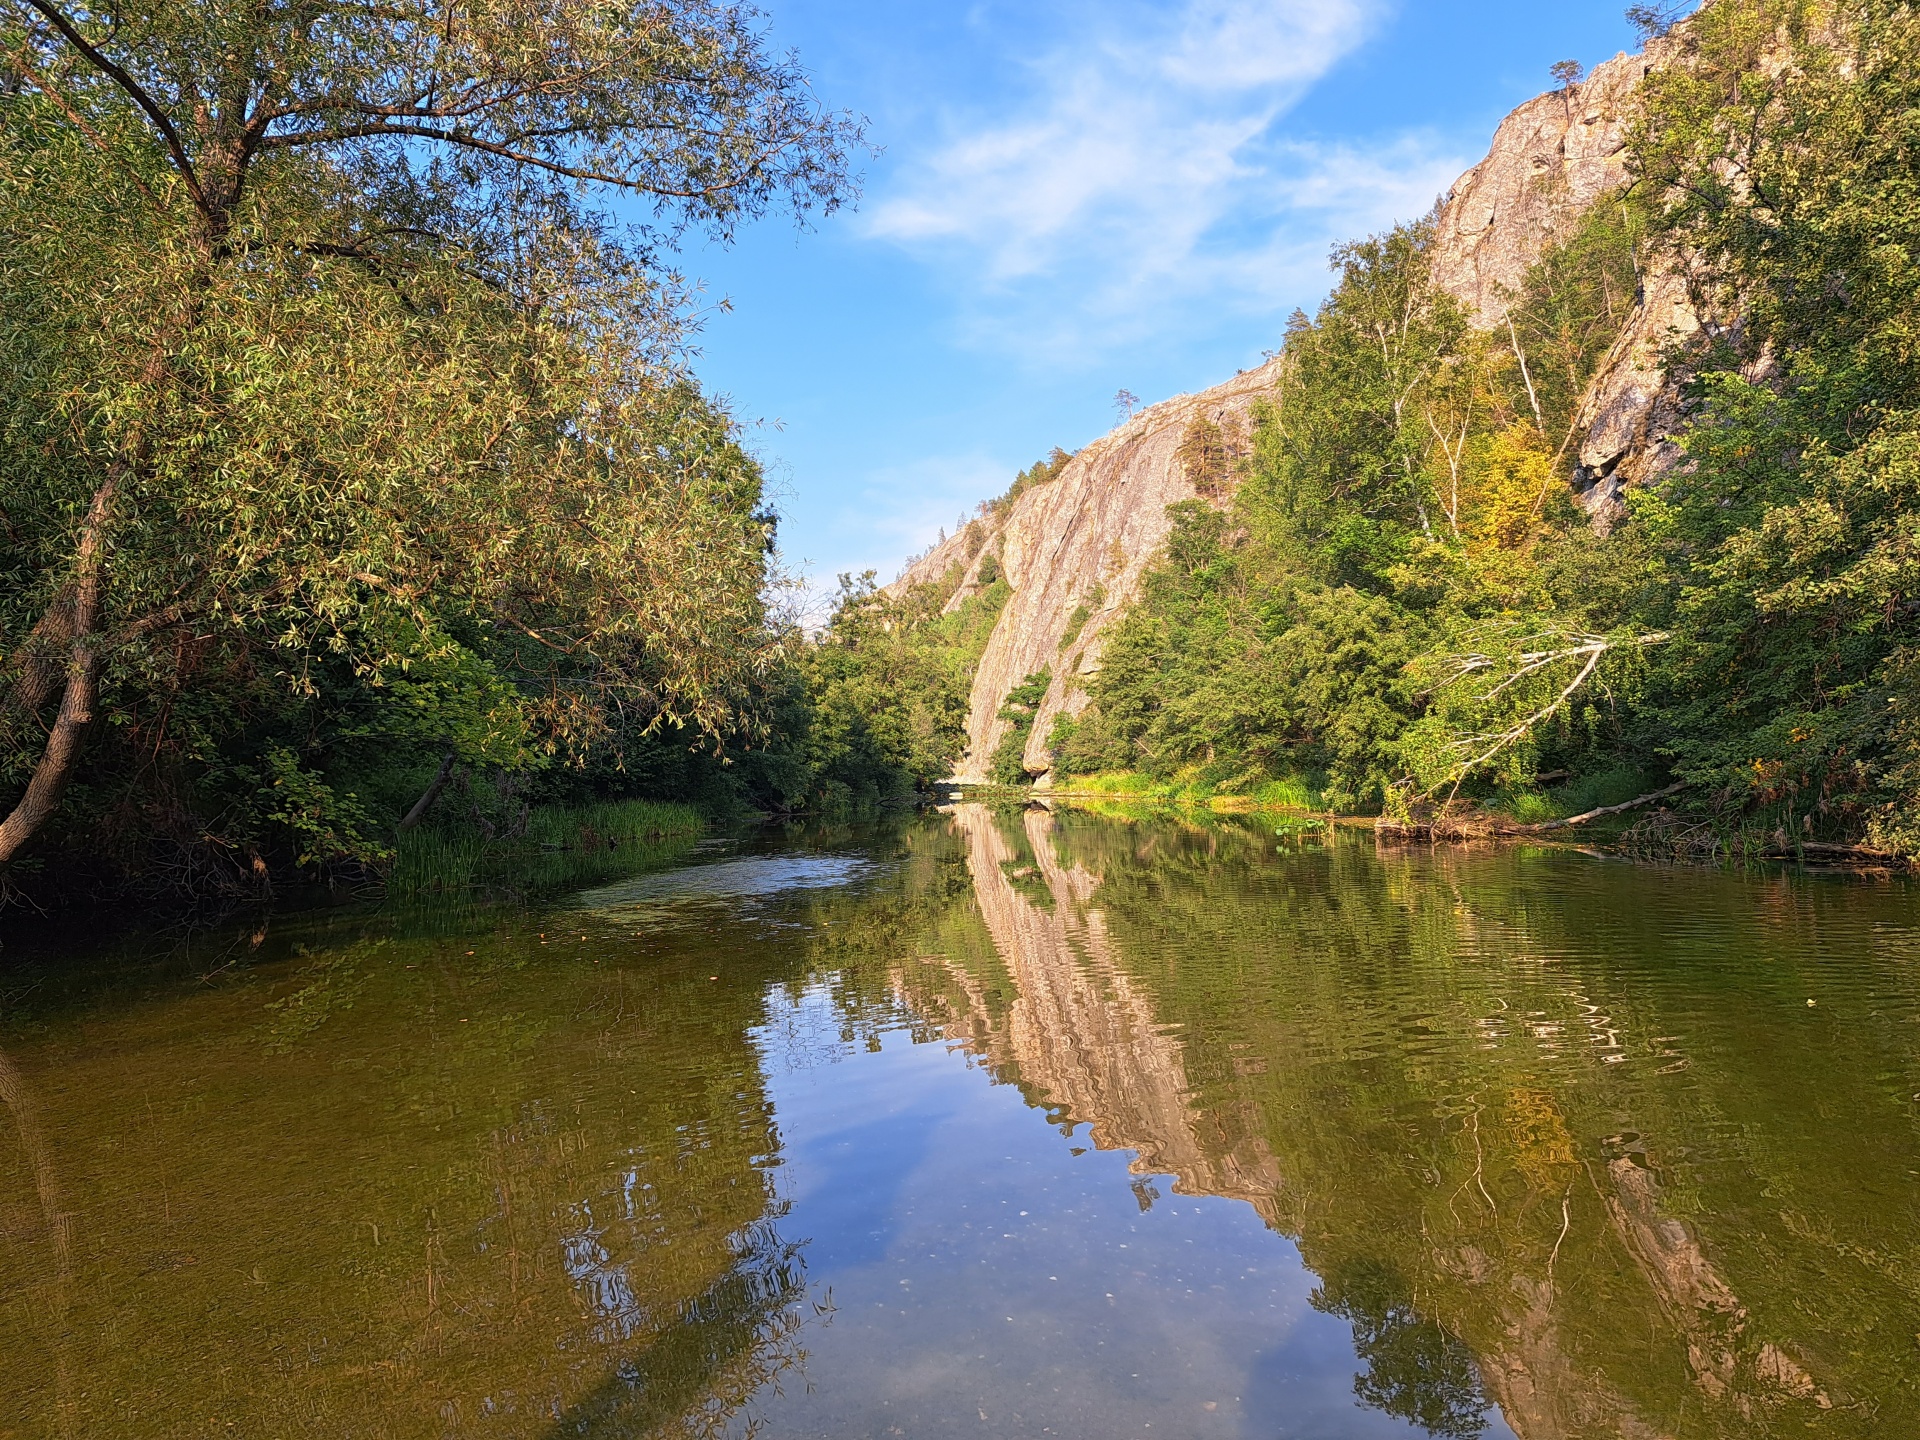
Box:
[1621,0,1920,851]
[792,571,1007,806]
[1061,0,1920,854]
[990,447,1075,520]
[1066,212,1642,813]
[988,670,1052,786]
[0,0,859,895]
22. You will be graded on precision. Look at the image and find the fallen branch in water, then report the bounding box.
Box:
[1377,781,1690,844]
[1506,781,1690,833]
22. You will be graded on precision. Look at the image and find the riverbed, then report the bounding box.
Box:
[3,805,1916,1438]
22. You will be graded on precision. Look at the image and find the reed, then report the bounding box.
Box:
[390,799,706,900]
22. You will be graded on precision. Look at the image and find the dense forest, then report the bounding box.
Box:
[829,0,1920,862]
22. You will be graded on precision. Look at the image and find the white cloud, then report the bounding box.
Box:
[864,0,1469,357]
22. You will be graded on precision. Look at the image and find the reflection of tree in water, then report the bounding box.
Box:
[0,900,826,1440]
[1311,1259,1491,1439]
[545,1216,808,1439]
[868,807,1920,1438]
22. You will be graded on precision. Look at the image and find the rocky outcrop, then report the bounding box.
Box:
[1428,48,1660,326]
[897,34,1709,781]
[893,360,1283,783]
[1567,266,1702,523]
[1428,33,1703,529]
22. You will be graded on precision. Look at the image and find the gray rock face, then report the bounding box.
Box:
[893,360,1283,783]
[1568,266,1703,528]
[898,33,1708,780]
[1429,48,1659,327]
[1428,31,1711,530]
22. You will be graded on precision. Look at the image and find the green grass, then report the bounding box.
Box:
[1047,769,1328,811]
[1251,775,1328,810]
[1491,765,1658,827]
[390,799,706,900]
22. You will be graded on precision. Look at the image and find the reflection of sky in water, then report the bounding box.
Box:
[561,1202,653,1344]
[738,987,1519,1440]
[13,816,1917,1440]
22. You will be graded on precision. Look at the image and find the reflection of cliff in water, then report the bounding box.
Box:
[903,806,1897,1440]
[933,804,1285,1218]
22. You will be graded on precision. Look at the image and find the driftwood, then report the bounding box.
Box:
[1378,782,1690,843]
[1506,781,1690,833]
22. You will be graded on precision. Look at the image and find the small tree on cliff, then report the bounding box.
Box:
[1176,413,1247,498]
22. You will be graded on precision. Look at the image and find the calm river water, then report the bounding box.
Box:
[2,806,1918,1439]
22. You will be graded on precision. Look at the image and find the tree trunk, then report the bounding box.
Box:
[1506,781,1690,833]
[0,317,176,868]
[0,474,116,866]
[2,597,76,721]
[397,750,459,832]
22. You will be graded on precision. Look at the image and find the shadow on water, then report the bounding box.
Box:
[542,1217,808,1440]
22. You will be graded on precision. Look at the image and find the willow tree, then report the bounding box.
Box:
[0,1,860,872]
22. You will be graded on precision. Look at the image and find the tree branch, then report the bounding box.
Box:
[1506,781,1690,832]
[255,121,775,199]
[396,749,457,831]
[5,37,158,204]
[21,0,211,216]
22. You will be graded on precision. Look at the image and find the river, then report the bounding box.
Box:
[2,805,1916,1438]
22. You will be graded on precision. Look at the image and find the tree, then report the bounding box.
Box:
[0,1,863,872]
[1249,221,1466,584]
[1623,0,1920,848]
[1626,3,1693,40]
[1175,413,1246,498]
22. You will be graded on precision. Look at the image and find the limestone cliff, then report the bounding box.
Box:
[894,359,1284,783]
[1428,31,1703,522]
[896,35,1702,783]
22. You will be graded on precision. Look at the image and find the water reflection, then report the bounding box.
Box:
[0,897,816,1438]
[857,805,1917,1437]
[0,809,1916,1438]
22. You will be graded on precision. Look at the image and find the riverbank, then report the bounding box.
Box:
[388,797,710,900]
[954,770,1918,872]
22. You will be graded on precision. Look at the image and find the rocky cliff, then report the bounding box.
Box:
[896,36,1700,783]
[1428,31,1703,522]
[896,359,1285,783]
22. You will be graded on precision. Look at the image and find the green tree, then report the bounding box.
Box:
[988,670,1051,786]
[1623,0,1920,849]
[797,571,1001,805]
[0,0,861,877]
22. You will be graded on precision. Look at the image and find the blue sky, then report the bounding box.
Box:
[664,2,1657,603]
